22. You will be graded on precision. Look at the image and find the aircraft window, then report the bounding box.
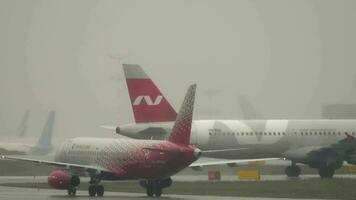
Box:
[260,132,263,135]
[283,132,286,135]
[338,132,341,135]
[273,132,276,136]
[301,132,303,136]
[264,132,267,135]
[328,132,331,136]
[278,132,280,135]
[324,132,327,135]
[255,132,258,135]
[305,132,308,136]
[209,132,212,136]
[268,132,271,135]
[250,132,253,136]
[241,132,244,136]
[332,132,335,135]
[353,132,355,136]
[319,132,322,136]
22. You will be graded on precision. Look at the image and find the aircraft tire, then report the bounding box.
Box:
[67,187,76,196]
[154,187,162,197]
[88,185,96,197]
[146,185,154,197]
[96,185,104,196]
[285,165,301,177]
[318,167,334,178]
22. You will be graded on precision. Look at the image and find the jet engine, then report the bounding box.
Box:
[48,170,80,190]
[347,154,356,165]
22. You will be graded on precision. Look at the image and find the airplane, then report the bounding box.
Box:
[16,110,30,137]
[0,111,55,155]
[109,64,356,179]
[1,85,275,197]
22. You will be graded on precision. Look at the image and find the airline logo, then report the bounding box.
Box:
[133,95,163,106]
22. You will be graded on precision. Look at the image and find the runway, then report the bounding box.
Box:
[1,173,356,184]
[0,185,323,200]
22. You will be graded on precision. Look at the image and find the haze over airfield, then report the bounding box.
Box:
[0,0,355,143]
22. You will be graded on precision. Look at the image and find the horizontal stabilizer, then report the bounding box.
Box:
[143,147,183,156]
[189,158,281,170]
[201,148,248,154]
[100,125,116,130]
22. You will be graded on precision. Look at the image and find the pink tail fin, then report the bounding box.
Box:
[123,64,177,123]
[169,84,196,145]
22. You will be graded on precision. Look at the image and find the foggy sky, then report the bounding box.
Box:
[1,0,356,144]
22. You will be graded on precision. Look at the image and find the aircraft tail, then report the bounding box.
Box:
[35,111,55,149]
[16,110,30,137]
[123,64,177,123]
[168,84,196,145]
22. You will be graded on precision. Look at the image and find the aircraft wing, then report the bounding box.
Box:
[189,158,281,170]
[0,155,109,175]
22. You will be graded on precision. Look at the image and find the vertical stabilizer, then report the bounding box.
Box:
[123,64,177,123]
[168,84,196,145]
[35,111,55,150]
[16,110,30,137]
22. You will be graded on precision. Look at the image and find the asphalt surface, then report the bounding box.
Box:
[0,185,323,200]
[1,173,356,184]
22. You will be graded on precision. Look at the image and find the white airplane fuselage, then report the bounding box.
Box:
[117,119,356,161]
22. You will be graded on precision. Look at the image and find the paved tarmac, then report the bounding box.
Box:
[1,173,356,184]
[0,185,323,200]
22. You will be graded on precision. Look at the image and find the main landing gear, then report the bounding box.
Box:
[285,163,301,178]
[67,175,80,196]
[88,177,104,197]
[317,166,335,178]
[140,178,172,197]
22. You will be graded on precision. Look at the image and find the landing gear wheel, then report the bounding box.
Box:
[96,185,104,197]
[285,165,301,177]
[154,187,162,197]
[67,188,76,196]
[89,185,96,197]
[146,185,154,197]
[318,167,335,178]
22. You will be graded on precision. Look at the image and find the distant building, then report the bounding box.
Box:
[322,104,356,119]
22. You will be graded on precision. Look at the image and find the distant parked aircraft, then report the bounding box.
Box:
[0,111,55,155]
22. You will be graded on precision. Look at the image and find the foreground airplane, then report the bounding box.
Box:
[111,64,356,179]
[2,85,271,197]
[0,111,55,155]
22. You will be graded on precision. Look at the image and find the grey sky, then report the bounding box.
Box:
[0,0,355,143]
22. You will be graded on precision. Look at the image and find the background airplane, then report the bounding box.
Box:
[110,64,356,179]
[0,110,55,155]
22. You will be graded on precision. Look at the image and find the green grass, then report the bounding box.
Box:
[2,178,356,199]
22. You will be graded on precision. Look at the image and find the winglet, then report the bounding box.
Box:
[168,84,196,145]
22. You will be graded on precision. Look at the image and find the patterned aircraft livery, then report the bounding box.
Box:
[2,84,208,198]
